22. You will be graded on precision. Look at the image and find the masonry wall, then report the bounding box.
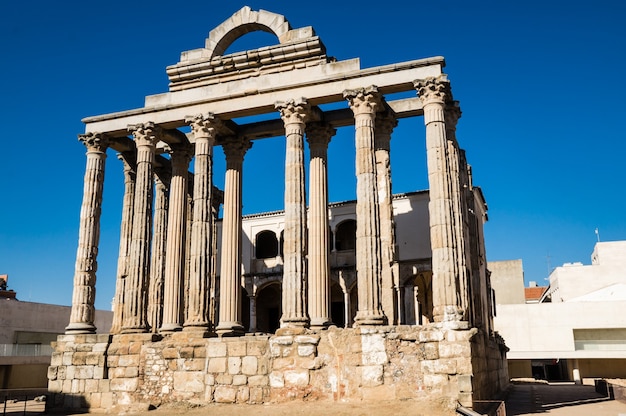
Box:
[47,326,508,412]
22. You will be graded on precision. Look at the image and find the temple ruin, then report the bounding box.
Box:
[48,7,509,413]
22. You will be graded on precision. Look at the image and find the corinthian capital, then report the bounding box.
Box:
[169,144,193,169]
[306,122,336,150]
[185,113,221,139]
[414,76,451,105]
[445,100,462,126]
[79,132,109,153]
[275,98,313,125]
[221,136,252,163]
[128,122,161,147]
[344,85,382,115]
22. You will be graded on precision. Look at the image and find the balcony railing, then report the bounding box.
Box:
[0,344,53,357]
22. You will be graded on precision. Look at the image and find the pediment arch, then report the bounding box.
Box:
[205,6,292,59]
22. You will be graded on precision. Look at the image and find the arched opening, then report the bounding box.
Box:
[255,230,278,259]
[335,219,356,251]
[401,272,433,325]
[256,282,281,334]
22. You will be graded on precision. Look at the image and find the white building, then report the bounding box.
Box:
[492,241,626,382]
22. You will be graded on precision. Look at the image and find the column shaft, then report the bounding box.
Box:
[184,114,217,333]
[111,152,135,334]
[122,123,159,333]
[147,169,169,332]
[344,87,387,326]
[66,133,109,334]
[306,123,335,329]
[216,138,251,336]
[161,148,191,332]
[276,99,312,328]
[375,112,398,324]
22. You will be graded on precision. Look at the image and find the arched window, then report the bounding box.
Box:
[335,220,357,251]
[255,230,278,259]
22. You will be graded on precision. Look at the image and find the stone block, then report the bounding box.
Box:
[295,335,320,345]
[118,354,140,367]
[162,347,179,359]
[297,344,316,357]
[457,374,473,393]
[92,342,108,352]
[48,380,62,393]
[214,385,237,403]
[124,367,139,378]
[248,375,269,386]
[107,355,119,367]
[194,346,207,358]
[207,341,227,357]
[205,373,215,386]
[183,358,206,371]
[249,386,265,403]
[257,357,270,374]
[422,342,439,360]
[48,366,58,380]
[93,365,105,380]
[174,371,204,393]
[75,365,94,379]
[98,379,110,392]
[360,365,383,387]
[85,352,102,365]
[84,379,99,393]
[423,373,448,388]
[51,352,63,366]
[233,374,247,386]
[72,352,87,365]
[419,330,445,343]
[62,352,73,366]
[100,392,113,409]
[65,365,75,380]
[456,357,473,374]
[76,343,93,352]
[421,359,456,375]
[88,392,101,409]
[110,378,139,392]
[272,357,294,370]
[271,335,294,346]
[269,371,284,388]
[180,346,195,358]
[228,357,242,374]
[236,386,250,403]
[284,369,309,387]
[241,355,258,375]
[439,342,471,358]
[216,374,233,385]
[247,340,267,356]
[227,341,247,357]
[128,342,142,354]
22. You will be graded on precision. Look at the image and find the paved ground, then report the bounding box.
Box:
[505,382,626,415]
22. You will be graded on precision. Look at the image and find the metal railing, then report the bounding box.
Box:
[0,344,53,357]
[0,389,48,416]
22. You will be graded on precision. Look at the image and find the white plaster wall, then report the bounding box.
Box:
[494,301,626,359]
[0,299,112,344]
[489,260,526,305]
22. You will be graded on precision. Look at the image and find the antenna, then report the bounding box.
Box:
[595,228,600,242]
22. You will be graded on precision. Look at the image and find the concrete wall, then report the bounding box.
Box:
[488,260,525,305]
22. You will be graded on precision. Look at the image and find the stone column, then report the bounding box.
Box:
[445,102,470,320]
[344,86,387,326]
[147,167,170,332]
[306,122,335,329]
[183,113,218,333]
[275,98,312,329]
[122,122,159,333]
[111,152,135,334]
[414,76,466,327]
[216,137,252,336]
[65,132,109,334]
[375,111,398,324]
[160,146,192,333]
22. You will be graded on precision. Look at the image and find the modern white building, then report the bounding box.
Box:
[492,241,626,382]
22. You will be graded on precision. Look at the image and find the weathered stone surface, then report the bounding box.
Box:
[214,386,237,403]
[173,371,204,392]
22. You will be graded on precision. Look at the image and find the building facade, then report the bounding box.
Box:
[492,241,626,382]
[48,7,508,413]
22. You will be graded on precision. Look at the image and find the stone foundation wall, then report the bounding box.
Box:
[47,325,508,412]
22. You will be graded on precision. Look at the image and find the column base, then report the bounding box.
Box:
[64,322,96,334]
[280,316,310,329]
[215,321,245,337]
[159,323,183,333]
[309,317,332,330]
[353,310,387,326]
[120,325,150,334]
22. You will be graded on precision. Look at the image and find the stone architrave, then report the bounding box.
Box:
[275,98,313,328]
[375,111,398,324]
[160,146,192,333]
[110,151,136,334]
[216,137,252,336]
[305,122,335,329]
[122,122,160,333]
[414,76,466,326]
[183,113,218,333]
[344,86,387,326]
[147,166,170,332]
[65,132,109,334]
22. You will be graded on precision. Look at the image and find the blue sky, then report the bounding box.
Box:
[0,1,624,311]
